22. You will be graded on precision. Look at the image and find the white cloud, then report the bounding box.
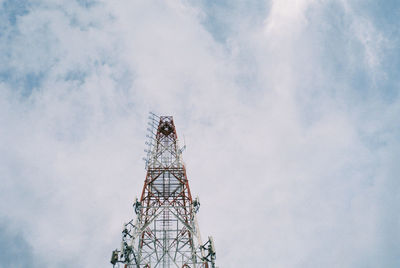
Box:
[0,0,399,267]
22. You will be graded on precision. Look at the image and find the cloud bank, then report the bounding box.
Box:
[1,0,399,267]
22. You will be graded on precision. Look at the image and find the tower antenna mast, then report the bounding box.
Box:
[111,114,216,268]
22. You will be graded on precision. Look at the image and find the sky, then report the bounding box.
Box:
[0,0,400,267]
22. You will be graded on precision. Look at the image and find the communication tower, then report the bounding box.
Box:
[111,114,216,268]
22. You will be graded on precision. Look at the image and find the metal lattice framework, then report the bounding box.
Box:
[111,114,216,268]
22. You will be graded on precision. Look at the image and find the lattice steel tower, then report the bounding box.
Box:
[111,114,216,268]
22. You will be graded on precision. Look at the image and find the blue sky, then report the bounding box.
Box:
[1,0,400,267]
